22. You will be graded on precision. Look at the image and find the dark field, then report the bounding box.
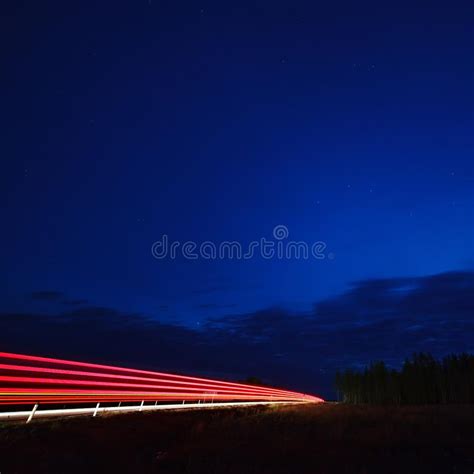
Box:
[1,403,474,474]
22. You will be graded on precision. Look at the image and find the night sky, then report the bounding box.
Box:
[2,1,473,398]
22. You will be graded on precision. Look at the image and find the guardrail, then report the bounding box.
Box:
[0,351,323,422]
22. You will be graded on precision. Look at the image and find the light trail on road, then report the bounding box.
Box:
[0,352,323,420]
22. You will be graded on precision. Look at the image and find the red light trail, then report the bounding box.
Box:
[0,352,323,415]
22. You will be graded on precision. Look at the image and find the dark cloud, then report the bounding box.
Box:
[31,292,89,306]
[62,299,89,306]
[5,270,474,400]
[196,303,238,310]
[196,303,220,309]
[29,291,64,301]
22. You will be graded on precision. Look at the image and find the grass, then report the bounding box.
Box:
[0,403,474,473]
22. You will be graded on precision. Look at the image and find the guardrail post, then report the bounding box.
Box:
[155,401,158,406]
[26,404,38,423]
[182,400,185,404]
[139,400,144,412]
[93,402,100,417]
[118,402,121,407]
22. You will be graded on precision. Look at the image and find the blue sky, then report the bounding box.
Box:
[1,0,473,397]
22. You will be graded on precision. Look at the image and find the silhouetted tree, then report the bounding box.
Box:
[335,353,474,405]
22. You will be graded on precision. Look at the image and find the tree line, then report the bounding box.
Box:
[335,353,474,404]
